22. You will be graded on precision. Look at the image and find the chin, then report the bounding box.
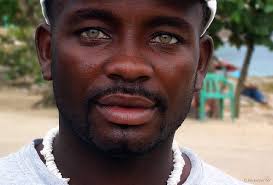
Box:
[87,121,167,157]
[92,139,160,158]
[86,113,186,158]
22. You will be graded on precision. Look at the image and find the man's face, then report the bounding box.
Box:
[36,0,212,155]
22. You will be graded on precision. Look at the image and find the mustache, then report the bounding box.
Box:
[85,85,168,112]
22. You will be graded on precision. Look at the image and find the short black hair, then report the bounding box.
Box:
[44,0,53,22]
[44,0,211,32]
[200,0,211,31]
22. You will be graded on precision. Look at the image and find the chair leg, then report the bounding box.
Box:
[199,98,206,121]
[220,99,224,120]
[230,97,235,122]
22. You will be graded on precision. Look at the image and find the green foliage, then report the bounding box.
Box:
[0,0,42,26]
[0,0,19,26]
[0,0,43,84]
[0,27,42,82]
[209,0,273,49]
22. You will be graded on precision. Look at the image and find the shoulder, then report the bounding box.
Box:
[201,162,251,185]
[0,142,41,184]
[181,147,252,185]
[0,151,27,184]
[0,140,65,185]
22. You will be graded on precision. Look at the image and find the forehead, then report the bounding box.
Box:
[54,0,203,32]
[59,0,201,9]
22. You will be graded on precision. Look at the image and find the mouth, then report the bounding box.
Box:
[95,93,156,126]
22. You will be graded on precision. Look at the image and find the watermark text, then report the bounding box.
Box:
[243,177,271,183]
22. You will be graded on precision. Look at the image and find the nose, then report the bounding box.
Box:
[103,55,153,83]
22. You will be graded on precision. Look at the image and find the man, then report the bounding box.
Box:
[0,0,250,184]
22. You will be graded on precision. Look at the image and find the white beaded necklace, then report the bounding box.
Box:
[41,127,185,185]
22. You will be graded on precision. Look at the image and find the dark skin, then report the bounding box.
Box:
[35,0,213,185]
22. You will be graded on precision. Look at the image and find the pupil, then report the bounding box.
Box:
[88,30,99,37]
[160,35,171,43]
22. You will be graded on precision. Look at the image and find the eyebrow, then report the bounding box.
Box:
[69,8,120,26]
[144,16,193,31]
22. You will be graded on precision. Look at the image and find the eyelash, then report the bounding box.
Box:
[150,32,184,44]
[76,27,111,39]
[75,28,183,46]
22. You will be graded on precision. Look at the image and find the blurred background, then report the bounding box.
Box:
[0,0,273,184]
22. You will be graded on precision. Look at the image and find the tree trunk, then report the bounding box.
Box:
[234,43,254,118]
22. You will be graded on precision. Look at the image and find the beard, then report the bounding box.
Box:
[53,67,196,157]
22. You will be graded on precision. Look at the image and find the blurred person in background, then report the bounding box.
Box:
[242,82,268,105]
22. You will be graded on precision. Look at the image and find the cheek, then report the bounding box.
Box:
[52,41,107,111]
[151,51,198,105]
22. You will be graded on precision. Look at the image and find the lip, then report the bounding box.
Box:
[97,93,155,108]
[95,94,156,125]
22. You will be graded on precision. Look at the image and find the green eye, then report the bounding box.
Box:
[80,28,110,40]
[151,34,178,44]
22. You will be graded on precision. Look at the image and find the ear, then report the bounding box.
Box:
[35,23,52,81]
[194,35,214,92]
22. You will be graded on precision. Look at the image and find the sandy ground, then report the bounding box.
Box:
[0,87,272,185]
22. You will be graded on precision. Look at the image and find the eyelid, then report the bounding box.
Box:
[76,27,111,39]
[150,32,184,44]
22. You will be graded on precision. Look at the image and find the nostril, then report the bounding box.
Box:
[108,74,123,81]
[136,76,150,83]
[108,74,150,83]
